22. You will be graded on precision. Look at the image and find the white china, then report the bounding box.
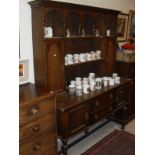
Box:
[115,76,120,84]
[107,29,111,36]
[44,27,53,38]
[83,84,90,94]
[112,73,118,79]
[90,80,96,91]
[109,78,115,86]
[76,85,83,96]
[95,78,102,89]
[68,85,76,94]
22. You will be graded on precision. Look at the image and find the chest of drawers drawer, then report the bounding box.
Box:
[90,92,114,112]
[20,131,57,155]
[20,96,55,126]
[20,113,56,141]
[19,83,57,155]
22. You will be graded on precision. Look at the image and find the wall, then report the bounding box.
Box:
[19,0,135,83]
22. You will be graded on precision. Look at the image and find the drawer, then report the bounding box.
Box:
[115,85,129,105]
[20,113,56,141]
[90,92,114,112]
[20,131,57,155]
[20,96,55,126]
[91,103,114,123]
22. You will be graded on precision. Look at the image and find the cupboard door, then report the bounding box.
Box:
[102,37,116,74]
[67,104,89,136]
[44,39,65,91]
[57,103,89,139]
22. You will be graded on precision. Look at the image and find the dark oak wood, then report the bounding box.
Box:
[56,78,131,154]
[103,37,117,74]
[28,0,120,91]
[27,1,131,155]
[19,83,57,155]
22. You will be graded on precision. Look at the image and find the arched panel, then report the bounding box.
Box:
[47,43,64,91]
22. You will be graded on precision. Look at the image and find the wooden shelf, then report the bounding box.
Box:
[65,58,104,67]
[44,36,103,40]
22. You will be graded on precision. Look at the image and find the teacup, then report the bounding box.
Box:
[69,85,76,94]
[83,84,90,94]
[74,54,79,63]
[112,73,118,79]
[96,50,102,59]
[44,27,53,38]
[103,80,108,87]
[79,53,86,62]
[95,78,102,89]
[107,29,111,36]
[76,85,83,96]
[70,80,76,86]
[90,80,96,91]
[115,76,120,84]
[91,51,96,60]
[85,53,92,61]
[109,78,115,86]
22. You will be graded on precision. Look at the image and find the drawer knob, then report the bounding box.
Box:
[33,143,41,151]
[85,112,88,120]
[120,90,124,94]
[33,124,40,132]
[30,106,39,115]
[116,98,119,102]
[94,114,98,120]
[123,106,128,110]
[110,94,113,99]
[109,106,112,111]
[95,101,99,107]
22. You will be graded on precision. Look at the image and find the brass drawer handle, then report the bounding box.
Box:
[33,143,41,151]
[33,124,40,132]
[29,106,39,115]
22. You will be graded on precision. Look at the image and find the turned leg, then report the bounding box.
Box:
[84,128,89,135]
[121,124,125,130]
[61,139,68,155]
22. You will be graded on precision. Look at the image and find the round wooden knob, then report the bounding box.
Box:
[120,90,124,94]
[33,124,40,132]
[110,94,113,99]
[95,101,99,107]
[30,106,39,115]
[109,106,112,111]
[33,143,41,151]
[94,114,98,120]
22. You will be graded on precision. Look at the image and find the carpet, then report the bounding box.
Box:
[81,130,135,155]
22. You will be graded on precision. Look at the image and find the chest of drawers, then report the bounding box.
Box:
[19,83,57,155]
